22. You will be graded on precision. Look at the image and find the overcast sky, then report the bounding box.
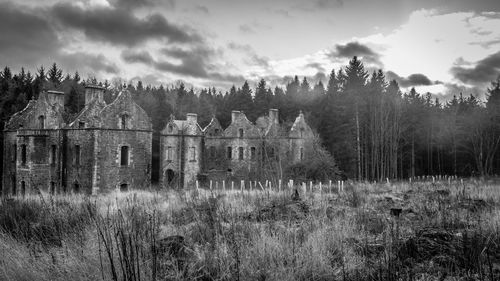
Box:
[1,0,499,98]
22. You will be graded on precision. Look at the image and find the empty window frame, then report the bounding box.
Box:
[74,145,81,165]
[227,146,232,159]
[121,146,129,166]
[50,182,56,194]
[120,183,128,192]
[209,146,216,158]
[50,145,57,165]
[21,144,27,165]
[120,115,128,129]
[250,147,256,160]
[300,147,304,161]
[38,115,45,129]
[238,147,244,160]
[238,128,244,138]
[78,121,85,129]
[190,147,196,161]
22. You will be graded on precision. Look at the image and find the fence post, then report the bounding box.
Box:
[231,181,234,191]
[241,180,244,192]
[341,181,344,192]
[222,180,225,191]
[278,179,282,192]
[210,180,213,190]
[302,182,306,194]
[338,181,341,193]
[216,181,219,190]
[319,182,322,193]
[309,181,313,193]
[329,180,332,193]
[196,180,199,190]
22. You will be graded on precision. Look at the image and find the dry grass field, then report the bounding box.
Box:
[1,180,500,281]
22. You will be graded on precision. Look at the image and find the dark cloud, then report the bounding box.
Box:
[306,62,326,73]
[58,52,119,74]
[107,0,175,10]
[386,71,441,87]
[334,42,381,64]
[121,49,155,64]
[450,51,500,85]
[51,2,200,46]
[0,2,60,67]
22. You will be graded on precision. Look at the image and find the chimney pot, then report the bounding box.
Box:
[231,110,240,123]
[186,113,198,123]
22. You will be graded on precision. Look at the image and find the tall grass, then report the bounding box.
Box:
[1,180,499,280]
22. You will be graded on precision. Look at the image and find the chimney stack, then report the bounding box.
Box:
[84,84,105,105]
[269,109,279,125]
[186,113,198,123]
[231,110,240,123]
[46,90,65,108]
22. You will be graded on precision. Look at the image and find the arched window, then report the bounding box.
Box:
[21,181,26,197]
[121,146,129,166]
[38,115,45,129]
[120,114,128,129]
[250,147,256,160]
[167,124,174,133]
[21,144,27,165]
[238,147,244,160]
[50,182,56,194]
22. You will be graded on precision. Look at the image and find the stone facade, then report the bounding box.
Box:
[2,85,152,195]
[162,109,314,188]
[2,86,314,194]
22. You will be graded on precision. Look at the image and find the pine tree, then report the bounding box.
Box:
[47,63,63,86]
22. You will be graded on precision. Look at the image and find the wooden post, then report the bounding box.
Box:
[241,180,244,191]
[231,181,234,191]
[329,180,332,193]
[222,180,225,191]
[338,181,341,193]
[302,182,306,194]
[258,182,264,191]
[216,181,219,190]
[278,179,282,192]
[309,181,312,193]
[319,182,322,193]
[341,181,344,192]
[210,180,213,190]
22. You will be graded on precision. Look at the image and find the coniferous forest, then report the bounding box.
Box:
[1,57,500,184]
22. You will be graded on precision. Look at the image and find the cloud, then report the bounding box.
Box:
[59,52,119,74]
[51,2,200,46]
[386,71,441,87]
[450,51,500,85]
[239,24,255,34]
[227,42,270,68]
[292,0,343,12]
[306,62,326,73]
[107,0,175,10]
[121,49,155,64]
[0,2,61,67]
[193,5,209,14]
[330,41,382,66]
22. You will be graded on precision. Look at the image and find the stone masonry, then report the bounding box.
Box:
[2,86,314,194]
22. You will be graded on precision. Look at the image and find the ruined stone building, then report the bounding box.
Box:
[2,86,314,195]
[160,109,314,188]
[2,85,152,195]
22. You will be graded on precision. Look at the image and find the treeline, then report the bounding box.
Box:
[1,59,500,181]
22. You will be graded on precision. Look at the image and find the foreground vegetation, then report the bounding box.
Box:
[1,180,500,280]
